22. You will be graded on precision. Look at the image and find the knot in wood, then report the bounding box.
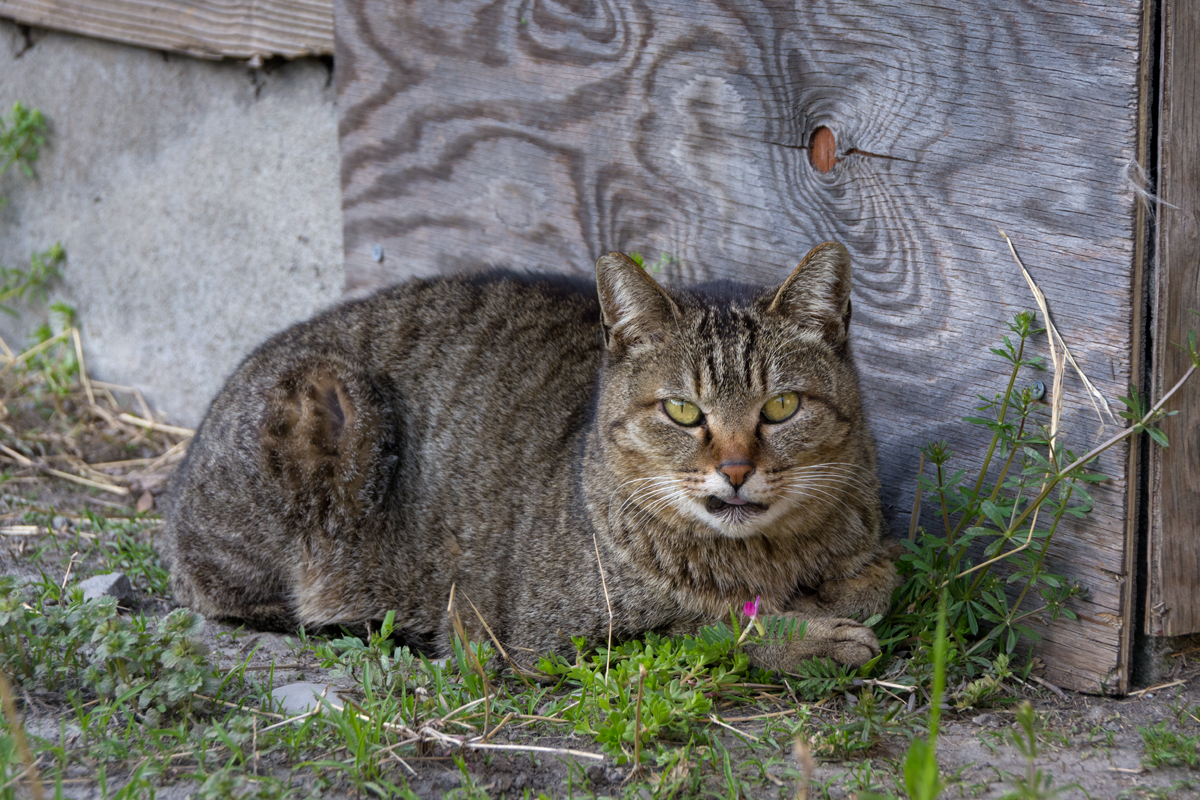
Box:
[809,126,836,173]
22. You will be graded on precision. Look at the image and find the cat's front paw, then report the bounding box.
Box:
[802,618,880,667]
[743,615,880,672]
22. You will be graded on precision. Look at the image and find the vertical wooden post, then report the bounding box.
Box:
[1148,0,1200,638]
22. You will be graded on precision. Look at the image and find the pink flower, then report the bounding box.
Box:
[743,595,761,619]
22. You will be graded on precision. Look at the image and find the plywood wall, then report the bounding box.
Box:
[334,0,1149,692]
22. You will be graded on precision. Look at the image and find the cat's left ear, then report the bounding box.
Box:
[595,252,680,351]
[768,242,853,346]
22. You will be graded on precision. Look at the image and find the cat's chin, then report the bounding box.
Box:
[703,496,770,536]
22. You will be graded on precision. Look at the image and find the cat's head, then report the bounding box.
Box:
[594,243,878,542]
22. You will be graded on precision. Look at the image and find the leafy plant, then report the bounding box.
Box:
[0,102,46,184]
[0,102,62,316]
[627,250,677,275]
[881,309,1198,688]
[0,577,216,721]
[999,701,1078,799]
[785,657,861,701]
[0,244,63,316]
[1140,722,1200,770]
[538,623,760,763]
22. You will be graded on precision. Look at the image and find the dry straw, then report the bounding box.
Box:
[0,327,194,503]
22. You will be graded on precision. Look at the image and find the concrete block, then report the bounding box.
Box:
[0,20,344,427]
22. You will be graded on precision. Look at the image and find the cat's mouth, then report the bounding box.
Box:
[705,495,768,519]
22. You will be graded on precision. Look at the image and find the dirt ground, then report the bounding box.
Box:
[1,467,1197,800]
[176,621,1199,800]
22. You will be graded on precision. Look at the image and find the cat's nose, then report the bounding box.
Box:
[719,461,754,488]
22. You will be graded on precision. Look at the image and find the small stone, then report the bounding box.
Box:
[972,713,1000,728]
[136,491,154,513]
[77,573,135,606]
[51,516,69,531]
[270,682,345,715]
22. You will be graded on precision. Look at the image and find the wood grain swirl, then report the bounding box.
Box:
[336,0,1145,691]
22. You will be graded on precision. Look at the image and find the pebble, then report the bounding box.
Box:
[270,682,346,715]
[77,573,135,606]
[972,713,1001,728]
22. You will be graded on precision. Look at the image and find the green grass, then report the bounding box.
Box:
[1140,721,1200,770]
[0,529,1193,799]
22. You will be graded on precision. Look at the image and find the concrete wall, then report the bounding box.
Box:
[0,19,344,428]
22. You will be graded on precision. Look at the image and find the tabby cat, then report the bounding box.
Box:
[162,242,898,671]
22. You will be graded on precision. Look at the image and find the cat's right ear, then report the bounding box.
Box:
[595,252,680,351]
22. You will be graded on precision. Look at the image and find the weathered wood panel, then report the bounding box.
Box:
[0,0,332,60]
[336,0,1145,692]
[1148,0,1200,638]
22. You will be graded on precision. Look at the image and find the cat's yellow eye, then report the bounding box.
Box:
[761,392,800,423]
[663,398,703,426]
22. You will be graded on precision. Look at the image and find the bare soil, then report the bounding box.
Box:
[1,470,1196,799]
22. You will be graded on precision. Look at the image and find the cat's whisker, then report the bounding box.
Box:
[776,486,861,530]
[778,480,863,515]
[623,487,692,532]
[777,461,875,481]
[615,480,690,525]
[609,477,673,518]
[770,484,870,507]
[779,473,874,493]
[772,466,876,494]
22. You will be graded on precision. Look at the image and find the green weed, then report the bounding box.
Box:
[1140,722,1200,770]
[0,101,45,183]
[0,102,62,316]
[0,578,215,720]
[538,623,760,763]
[881,309,1199,693]
[998,701,1079,799]
[627,250,677,275]
[89,512,172,597]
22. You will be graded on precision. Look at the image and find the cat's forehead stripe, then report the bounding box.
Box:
[737,311,760,391]
[683,302,772,399]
